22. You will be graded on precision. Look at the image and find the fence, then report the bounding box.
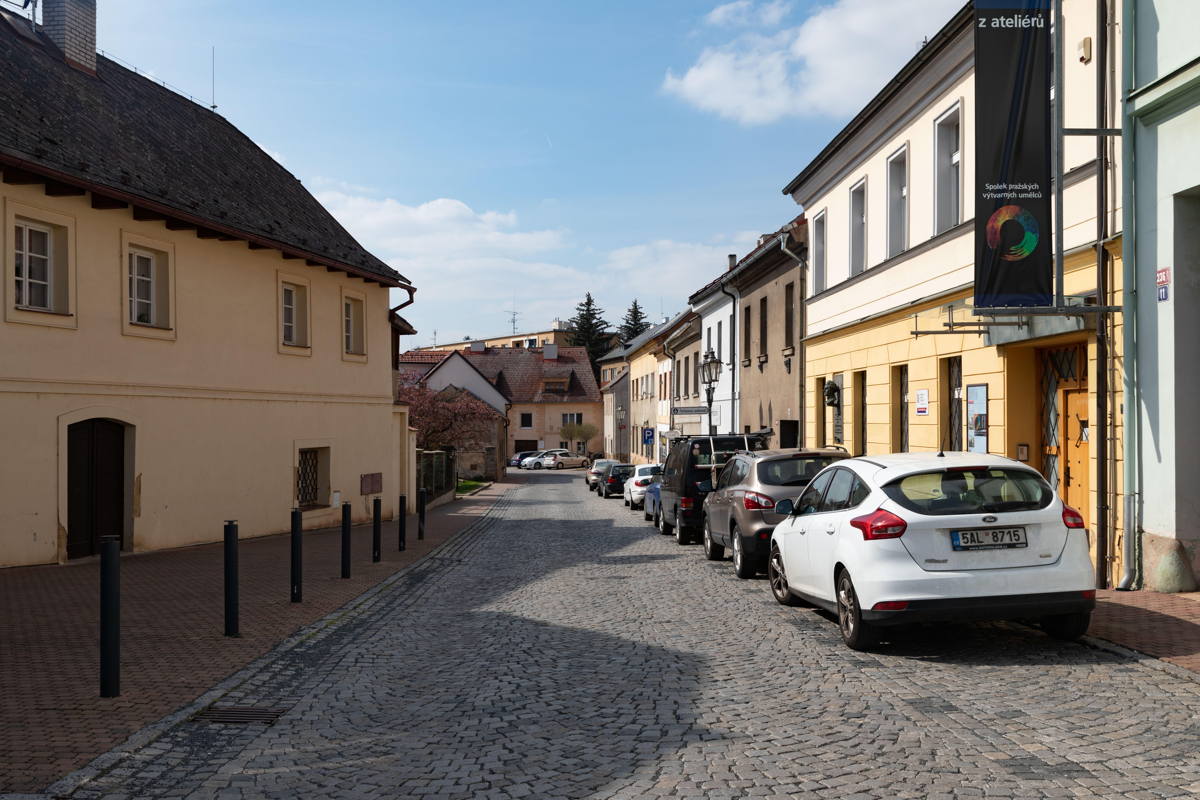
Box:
[416,449,457,502]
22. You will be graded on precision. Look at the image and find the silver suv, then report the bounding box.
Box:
[702,448,849,579]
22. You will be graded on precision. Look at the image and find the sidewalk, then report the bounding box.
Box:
[1092,588,1200,674]
[0,478,517,795]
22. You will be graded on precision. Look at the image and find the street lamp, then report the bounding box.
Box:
[700,349,722,436]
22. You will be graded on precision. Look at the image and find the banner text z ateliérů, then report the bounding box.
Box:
[974,0,1052,308]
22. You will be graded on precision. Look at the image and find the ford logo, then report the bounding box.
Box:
[982,515,998,523]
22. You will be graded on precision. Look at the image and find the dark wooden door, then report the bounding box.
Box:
[67,419,125,559]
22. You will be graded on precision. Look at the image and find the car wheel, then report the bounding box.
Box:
[555,462,565,470]
[661,506,676,535]
[582,459,590,469]
[654,507,667,533]
[674,511,690,546]
[702,517,724,560]
[767,543,802,606]
[623,495,630,506]
[836,570,879,651]
[1041,611,1091,641]
[643,504,652,522]
[732,526,755,579]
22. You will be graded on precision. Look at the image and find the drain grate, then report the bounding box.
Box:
[191,705,287,725]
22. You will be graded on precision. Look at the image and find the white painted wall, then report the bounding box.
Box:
[692,289,739,433]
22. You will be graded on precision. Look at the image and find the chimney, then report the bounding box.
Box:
[543,343,559,361]
[728,254,737,271]
[43,0,97,73]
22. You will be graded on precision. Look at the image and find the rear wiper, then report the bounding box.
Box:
[980,501,1039,512]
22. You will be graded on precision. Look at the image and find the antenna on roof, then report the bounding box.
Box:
[21,0,37,31]
[210,46,218,110]
[506,297,521,335]
[431,328,438,346]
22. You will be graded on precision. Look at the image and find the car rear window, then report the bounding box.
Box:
[882,467,1053,515]
[612,466,635,478]
[757,457,840,487]
[637,465,662,476]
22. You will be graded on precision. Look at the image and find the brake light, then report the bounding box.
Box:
[607,477,618,484]
[871,600,909,611]
[680,498,695,510]
[850,509,907,540]
[1081,590,1096,600]
[635,478,650,487]
[1062,505,1085,529]
[743,491,775,510]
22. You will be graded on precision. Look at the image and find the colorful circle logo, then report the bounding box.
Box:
[986,205,1039,261]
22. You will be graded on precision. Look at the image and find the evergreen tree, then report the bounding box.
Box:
[566,292,612,370]
[618,299,651,343]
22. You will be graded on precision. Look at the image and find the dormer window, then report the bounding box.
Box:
[544,379,568,393]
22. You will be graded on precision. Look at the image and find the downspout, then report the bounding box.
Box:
[1117,0,1140,590]
[1093,0,1110,590]
[779,233,807,448]
[390,284,417,313]
[720,261,739,435]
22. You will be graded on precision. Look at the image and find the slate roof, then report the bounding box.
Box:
[597,313,687,363]
[0,9,405,286]
[399,346,601,404]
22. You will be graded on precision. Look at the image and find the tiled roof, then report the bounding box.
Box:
[0,10,405,286]
[397,350,453,363]
[457,346,601,404]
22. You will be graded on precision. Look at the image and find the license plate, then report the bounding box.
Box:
[950,527,1027,551]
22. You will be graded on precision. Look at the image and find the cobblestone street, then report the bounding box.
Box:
[49,471,1200,799]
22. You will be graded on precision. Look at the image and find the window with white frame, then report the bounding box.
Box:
[850,180,867,276]
[562,412,583,425]
[14,220,52,311]
[127,248,159,325]
[935,105,961,234]
[887,147,908,259]
[281,281,309,346]
[343,296,365,354]
[812,212,827,294]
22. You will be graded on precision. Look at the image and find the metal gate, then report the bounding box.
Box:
[946,357,963,451]
[898,365,909,452]
[1039,346,1085,490]
[297,448,319,507]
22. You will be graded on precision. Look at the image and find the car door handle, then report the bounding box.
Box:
[825,525,836,535]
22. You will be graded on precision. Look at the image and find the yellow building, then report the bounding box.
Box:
[416,323,574,352]
[783,2,1126,586]
[0,2,415,567]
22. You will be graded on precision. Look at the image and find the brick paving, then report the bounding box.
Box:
[0,478,518,795]
[31,470,1200,800]
[1092,588,1200,673]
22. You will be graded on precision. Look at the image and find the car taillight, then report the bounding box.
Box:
[1062,504,1085,529]
[680,498,694,510]
[743,491,775,510]
[871,600,909,611]
[607,477,618,484]
[850,509,907,540]
[1081,590,1096,600]
[635,479,650,487]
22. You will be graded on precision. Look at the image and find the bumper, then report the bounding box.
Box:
[861,590,1096,626]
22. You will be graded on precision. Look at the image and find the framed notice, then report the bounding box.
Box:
[966,384,989,454]
[915,389,930,416]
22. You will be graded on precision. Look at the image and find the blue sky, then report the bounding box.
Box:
[86,0,962,343]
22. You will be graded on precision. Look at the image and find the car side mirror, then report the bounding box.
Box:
[697,480,713,493]
[774,499,794,516]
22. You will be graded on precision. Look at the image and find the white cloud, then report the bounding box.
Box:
[666,0,963,124]
[705,0,792,27]
[598,234,759,312]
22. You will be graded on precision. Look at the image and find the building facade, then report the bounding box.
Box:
[415,320,574,352]
[689,266,739,436]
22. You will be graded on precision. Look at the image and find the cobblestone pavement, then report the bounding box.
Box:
[44,472,1200,799]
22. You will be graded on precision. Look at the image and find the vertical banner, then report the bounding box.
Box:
[974,0,1053,307]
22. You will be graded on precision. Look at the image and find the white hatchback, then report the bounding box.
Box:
[767,453,1096,650]
[622,464,662,509]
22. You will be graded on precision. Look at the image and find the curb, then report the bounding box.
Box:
[1080,633,1200,686]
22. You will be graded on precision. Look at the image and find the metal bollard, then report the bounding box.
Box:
[372,497,382,563]
[398,494,407,552]
[223,521,239,637]
[341,502,352,579]
[418,488,427,541]
[290,508,303,603]
[99,535,120,698]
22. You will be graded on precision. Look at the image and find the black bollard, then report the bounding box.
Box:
[99,535,120,698]
[372,497,382,563]
[223,521,239,637]
[418,488,427,541]
[341,502,352,579]
[290,508,302,603]
[398,494,407,552]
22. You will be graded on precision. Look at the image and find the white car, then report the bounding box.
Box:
[622,464,662,509]
[520,450,550,469]
[767,452,1096,650]
[536,449,590,469]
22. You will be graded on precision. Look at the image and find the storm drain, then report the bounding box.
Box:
[191,706,287,725]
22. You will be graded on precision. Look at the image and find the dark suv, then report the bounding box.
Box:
[702,448,850,578]
[657,433,771,545]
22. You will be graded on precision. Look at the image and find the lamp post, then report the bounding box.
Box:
[700,349,722,436]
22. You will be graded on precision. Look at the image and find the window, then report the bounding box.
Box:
[14,221,51,310]
[673,360,680,398]
[128,249,155,325]
[693,352,700,396]
[887,146,908,258]
[121,234,175,339]
[8,205,75,327]
[850,179,866,276]
[706,326,712,353]
[520,412,533,428]
[562,412,583,425]
[343,296,365,355]
[544,379,567,392]
[784,283,794,348]
[526,337,537,348]
[280,279,309,349]
[296,446,331,509]
[717,320,723,364]
[795,469,834,515]
[743,305,752,361]
[683,356,690,396]
[559,441,569,449]
[812,212,826,294]
[882,467,1052,516]
[935,104,961,234]
[758,297,768,356]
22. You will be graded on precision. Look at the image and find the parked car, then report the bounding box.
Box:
[766,452,1096,650]
[536,449,590,469]
[702,448,850,578]
[585,459,617,489]
[623,464,663,509]
[519,450,550,469]
[644,475,664,524]
[658,433,771,545]
[509,450,539,468]
[597,463,635,498]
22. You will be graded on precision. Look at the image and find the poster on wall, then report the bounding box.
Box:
[974,0,1053,308]
[915,389,930,416]
[966,384,989,453]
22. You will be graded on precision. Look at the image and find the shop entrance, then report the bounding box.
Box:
[1062,389,1091,521]
[1039,344,1088,524]
[67,418,127,559]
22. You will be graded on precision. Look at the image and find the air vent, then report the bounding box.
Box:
[191,706,286,725]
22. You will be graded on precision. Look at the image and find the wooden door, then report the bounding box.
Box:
[67,419,125,559]
[1061,390,1090,526]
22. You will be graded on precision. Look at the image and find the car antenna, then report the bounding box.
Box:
[937,427,947,458]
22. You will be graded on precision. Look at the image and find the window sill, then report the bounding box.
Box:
[781,346,796,358]
[15,305,71,317]
[342,350,368,364]
[123,320,176,341]
[741,358,751,367]
[6,304,78,329]
[279,341,312,357]
[757,354,768,364]
[299,503,331,513]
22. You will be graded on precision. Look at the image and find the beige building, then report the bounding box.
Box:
[416,320,574,352]
[784,2,1125,586]
[665,315,704,437]
[0,0,416,567]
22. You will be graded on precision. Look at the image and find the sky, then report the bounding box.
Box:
[83,0,963,344]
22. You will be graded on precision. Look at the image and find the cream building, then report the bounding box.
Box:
[0,1,416,567]
[415,321,574,352]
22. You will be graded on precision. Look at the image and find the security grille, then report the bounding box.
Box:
[192,706,286,725]
[1039,347,1084,490]
[946,357,963,451]
[297,448,319,507]
[898,365,909,452]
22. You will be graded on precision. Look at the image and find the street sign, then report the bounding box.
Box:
[673,406,708,415]
[642,427,654,445]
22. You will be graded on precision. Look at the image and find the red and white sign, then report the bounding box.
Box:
[1156,268,1171,287]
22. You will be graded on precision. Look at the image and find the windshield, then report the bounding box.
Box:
[637,465,663,476]
[882,467,1053,515]
[757,456,839,487]
[592,460,615,470]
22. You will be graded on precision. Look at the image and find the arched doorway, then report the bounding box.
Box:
[67,418,127,559]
